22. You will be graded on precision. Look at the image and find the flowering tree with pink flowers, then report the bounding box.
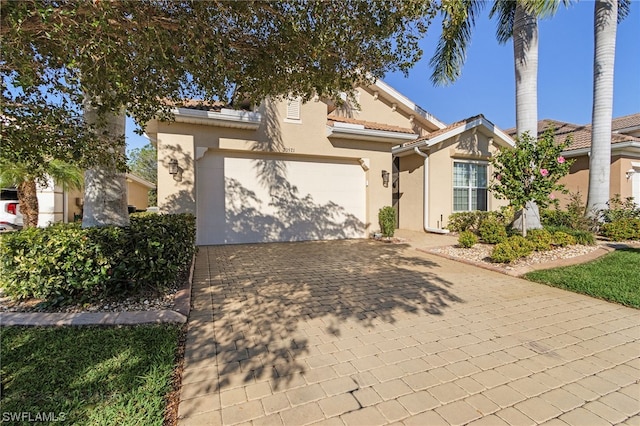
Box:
[490,129,573,235]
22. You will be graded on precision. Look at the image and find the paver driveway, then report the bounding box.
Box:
[178,240,640,425]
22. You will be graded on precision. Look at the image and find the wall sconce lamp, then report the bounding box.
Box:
[168,159,179,175]
[381,170,390,188]
[626,168,636,180]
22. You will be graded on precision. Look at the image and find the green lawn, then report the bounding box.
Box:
[1,325,180,426]
[525,248,640,308]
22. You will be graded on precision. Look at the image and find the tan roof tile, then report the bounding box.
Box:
[506,118,640,152]
[401,114,488,147]
[611,113,640,131]
[327,115,416,134]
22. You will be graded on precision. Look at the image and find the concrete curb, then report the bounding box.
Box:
[420,243,618,278]
[0,253,196,327]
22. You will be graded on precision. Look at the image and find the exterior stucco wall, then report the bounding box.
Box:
[397,129,508,231]
[127,181,151,211]
[66,188,83,222]
[153,97,397,234]
[157,133,196,214]
[555,154,640,207]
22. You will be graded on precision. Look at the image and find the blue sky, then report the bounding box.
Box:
[126,1,640,152]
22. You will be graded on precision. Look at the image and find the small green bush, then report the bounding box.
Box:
[552,231,577,247]
[0,213,196,301]
[571,230,596,246]
[458,231,478,248]
[526,229,553,251]
[378,206,396,238]
[544,226,595,245]
[447,211,508,233]
[479,219,508,244]
[600,194,640,223]
[600,218,640,241]
[490,235,535,263]
[541,191,595,232]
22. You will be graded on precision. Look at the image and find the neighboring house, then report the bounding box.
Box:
[392,115,515,233]
[148,80,514,244]
[32,173,155,227]
[514,113,640,208]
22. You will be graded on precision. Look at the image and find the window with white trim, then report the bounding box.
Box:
[453,161,488,211]
[286,97,301,121]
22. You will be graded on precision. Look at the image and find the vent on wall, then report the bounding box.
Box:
[286,97,301,121]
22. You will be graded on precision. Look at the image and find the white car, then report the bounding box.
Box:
[0,189,23,231]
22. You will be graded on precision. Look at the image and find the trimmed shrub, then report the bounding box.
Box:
[526,229,553,251]
[0,213,196,301]
[378,206,396,238]
[491,235,535,263]
[600,218,640,241]
[458,231,478,248]
[447,210,509,233]
[479,219,508,244]
[552,231,577,247]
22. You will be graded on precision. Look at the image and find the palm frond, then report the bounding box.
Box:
[429,0,485,86]
[618,0,630,23]
[47,160,84,190]
[489,0,516,44]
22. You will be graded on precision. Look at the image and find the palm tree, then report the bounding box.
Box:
[587,0,630,214]
[430,0,567,233]
[0,160,83,228]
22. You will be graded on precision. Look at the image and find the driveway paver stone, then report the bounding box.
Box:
[177,239,640,425]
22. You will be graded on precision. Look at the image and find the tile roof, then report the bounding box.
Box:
[401,114,488,147]
[611,113,640,131]
[327,115,416,134]
[162,99,250,112]
[506,118,640,152]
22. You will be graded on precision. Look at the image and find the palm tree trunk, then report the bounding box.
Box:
[513,2,542,231]
[513,2,539,138]
[82,97,129,228]
[17,180,39,228]
[587,0,617,214]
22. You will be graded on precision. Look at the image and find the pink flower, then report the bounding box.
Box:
[496,174,502,181]
[540,168,549,177]
[557,156,566,164]
[549,193,556,200]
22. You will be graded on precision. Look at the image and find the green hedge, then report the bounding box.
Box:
[0,213,196,300]
[601,218,640,241]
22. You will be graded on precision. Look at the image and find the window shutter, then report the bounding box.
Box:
[287,98,301,120]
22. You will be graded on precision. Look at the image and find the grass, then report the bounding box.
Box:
[0,325,180,426]
[525,248,640,308]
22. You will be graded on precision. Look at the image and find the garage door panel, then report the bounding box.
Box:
[197,155,365,245]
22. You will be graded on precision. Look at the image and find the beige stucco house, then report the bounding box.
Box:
[148,80,516,244]
[392,115,515,232]
[519,113,640,208]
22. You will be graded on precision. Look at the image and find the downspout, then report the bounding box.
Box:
[413,147,449,234]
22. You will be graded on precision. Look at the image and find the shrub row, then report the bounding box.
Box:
[0,213,196,301]
[447,210,512,233]
[600,218,640,241]
[489,230,581,263]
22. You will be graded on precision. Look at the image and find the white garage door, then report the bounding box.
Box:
[196,153,366,245]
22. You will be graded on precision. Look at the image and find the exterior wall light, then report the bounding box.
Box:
[168,159,179,175]
[382,170,390,187]
[626,168,636,180]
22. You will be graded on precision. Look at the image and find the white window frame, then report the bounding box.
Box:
[452,160,489,212]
